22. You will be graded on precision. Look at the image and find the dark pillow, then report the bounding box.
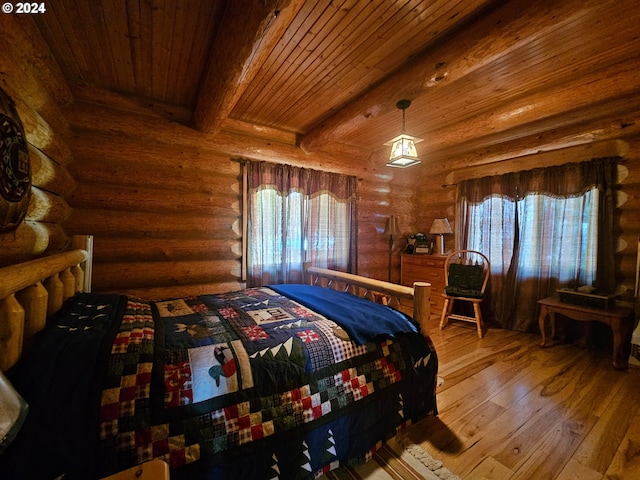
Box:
[445,263,484,298]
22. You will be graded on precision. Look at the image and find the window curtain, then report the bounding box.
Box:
[245,161,358,287]
[457,158,617,332]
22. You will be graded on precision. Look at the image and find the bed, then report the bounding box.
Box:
[0,236,438,480]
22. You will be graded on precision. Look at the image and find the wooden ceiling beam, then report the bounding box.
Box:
[425,107,640,175]
[192,0,302,134]
[419,57,640,157]
[444,139,629,185]
[298,0,607,153]
[68,100,378,180]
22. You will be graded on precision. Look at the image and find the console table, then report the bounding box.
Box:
[537,296,634,370]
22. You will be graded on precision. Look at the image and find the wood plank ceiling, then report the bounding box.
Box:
[32,0,640,165]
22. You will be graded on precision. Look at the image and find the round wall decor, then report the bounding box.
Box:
[0,87,31,233]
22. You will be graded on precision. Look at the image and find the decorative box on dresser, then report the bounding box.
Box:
[401,254,446,314]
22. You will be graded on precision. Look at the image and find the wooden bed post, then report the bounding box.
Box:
[72,235,93,292]
[0,294,25,371]
[412,282,431,336]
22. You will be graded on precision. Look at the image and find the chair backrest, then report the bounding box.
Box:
[443,250,490,298]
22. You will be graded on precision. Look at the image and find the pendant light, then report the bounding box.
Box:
[384,99,422,168]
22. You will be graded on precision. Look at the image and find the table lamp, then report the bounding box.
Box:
[429,218,452,255]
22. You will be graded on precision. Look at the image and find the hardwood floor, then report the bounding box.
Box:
[407,316,640,480]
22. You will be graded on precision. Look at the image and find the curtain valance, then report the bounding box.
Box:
[246,161,357,199]
[458,157,619,203]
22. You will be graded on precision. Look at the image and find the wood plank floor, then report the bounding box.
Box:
[407,316,640,480]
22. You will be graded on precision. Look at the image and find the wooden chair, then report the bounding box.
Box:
[440,249,490,338]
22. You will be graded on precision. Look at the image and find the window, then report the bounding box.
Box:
[244,161,357,287]
[457,158,616,332]
[467,190,598,286]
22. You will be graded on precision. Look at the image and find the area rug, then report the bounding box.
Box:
[323,435,460,480]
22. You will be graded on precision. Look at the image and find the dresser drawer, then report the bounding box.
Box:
[401,254,447,313]
[402,265,444,284]
[402,255,445,268]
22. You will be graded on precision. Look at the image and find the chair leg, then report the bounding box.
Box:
[440,298,453,330]
[473,302,484,338]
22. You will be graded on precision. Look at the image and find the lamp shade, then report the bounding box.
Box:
[385,134,423,168]
[384,99,422,168]
[383,215,400,236]
[429,218,453,235]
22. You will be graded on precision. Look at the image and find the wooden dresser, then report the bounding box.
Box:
[401,254,446,313]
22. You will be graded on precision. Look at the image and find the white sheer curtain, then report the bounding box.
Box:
[245,161,357,287]
[516,192,598,286]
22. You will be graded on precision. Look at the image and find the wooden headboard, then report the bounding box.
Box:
[0,235,93,371]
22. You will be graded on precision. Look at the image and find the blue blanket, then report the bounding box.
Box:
[268,284,418,344]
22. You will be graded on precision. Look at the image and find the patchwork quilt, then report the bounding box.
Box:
[0,286,438,480]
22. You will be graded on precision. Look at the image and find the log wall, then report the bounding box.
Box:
[62,96,417,299]
[0,15,75,267]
